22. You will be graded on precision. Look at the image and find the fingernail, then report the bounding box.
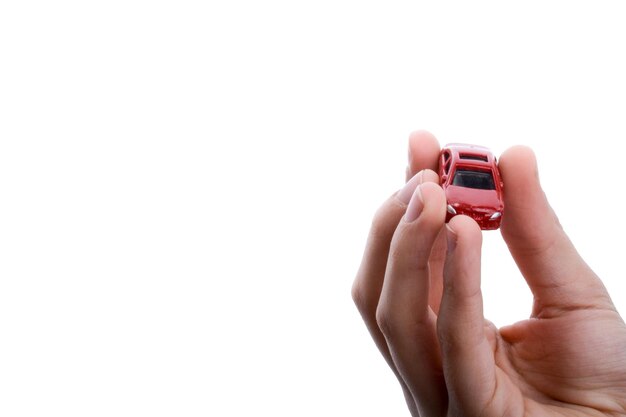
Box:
[446,225,457,252]
[397,170,424,204]
[404,185,424,222]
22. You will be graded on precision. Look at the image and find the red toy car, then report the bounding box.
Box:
[439,143,504,230]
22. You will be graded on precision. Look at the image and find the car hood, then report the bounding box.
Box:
[445,185,503,210]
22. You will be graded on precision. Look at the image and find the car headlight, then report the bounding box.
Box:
[489,212,502,220]
[447,204,457,215]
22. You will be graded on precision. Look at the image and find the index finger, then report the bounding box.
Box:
[407,130,440,181]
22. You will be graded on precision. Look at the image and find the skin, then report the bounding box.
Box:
[351,131,626,417]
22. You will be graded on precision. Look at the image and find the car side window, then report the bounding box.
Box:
[443,152,451,176]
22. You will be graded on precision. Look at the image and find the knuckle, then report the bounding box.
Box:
[351,279,378,319]
[369,199,403,242]
[388,230,431,269]
[369,213,392,243]
[436,319,457,353]
[375,305,397,339]
[351,280,366,311]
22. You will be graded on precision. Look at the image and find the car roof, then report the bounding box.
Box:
[442,143,496,168]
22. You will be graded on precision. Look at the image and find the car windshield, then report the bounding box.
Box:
[452,168,496,190]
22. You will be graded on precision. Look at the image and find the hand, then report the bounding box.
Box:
[351,131,626,416]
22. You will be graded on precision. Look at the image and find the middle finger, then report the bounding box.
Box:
[376,182,448,417]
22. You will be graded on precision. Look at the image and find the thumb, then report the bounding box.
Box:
[498,146,613,317]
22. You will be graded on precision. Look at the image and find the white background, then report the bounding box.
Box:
[1,1,625,416]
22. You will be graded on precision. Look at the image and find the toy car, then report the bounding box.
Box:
[439,143,504,230]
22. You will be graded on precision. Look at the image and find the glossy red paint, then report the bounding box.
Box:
[439,143,504,230]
